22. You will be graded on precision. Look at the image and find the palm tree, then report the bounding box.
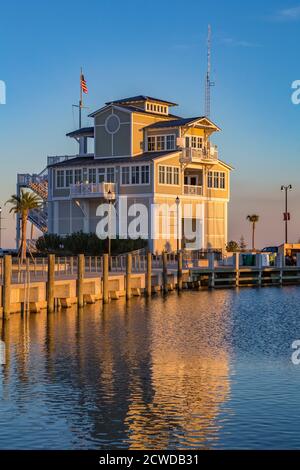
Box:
[246,214,259,250]
[6,190,42,261]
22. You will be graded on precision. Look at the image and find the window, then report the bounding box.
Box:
[122,166,130,185]
[148,136,155,151]
[141,165,150,184]
[158,166,180,185]
[98,168,105,183]
[174,167,179,185]
[65,169,73,187]
[88,168,96,184]
[131,166,140,185]
[191,136,203,149]
[166,166,172,184]
[208,171,226,189]
[159,166,165,184]
[74,169,82,184]
[166,135,175,150]
[156,136,165,151]
[56,170,65,188]
[106,168,115,183]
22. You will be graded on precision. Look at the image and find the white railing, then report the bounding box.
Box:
[181,146,218,163]
[70,182,116,198]
[184,185,203,196]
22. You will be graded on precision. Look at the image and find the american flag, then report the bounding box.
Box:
[81,74,88,94]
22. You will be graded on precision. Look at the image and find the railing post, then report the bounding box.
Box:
[102,254,109,304]
[162,252,168,294]
[234,253,240,287]
[146,252,152,297]
[177,251,183,291]
[3,255,12,319]
[77,254,85,308]
[126,254,132,300]
[47,254,55,313]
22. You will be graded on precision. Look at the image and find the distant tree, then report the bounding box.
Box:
[226,240,240,252]
[239,235,247,252]
[6,190,42,262]
[246,214,259,250]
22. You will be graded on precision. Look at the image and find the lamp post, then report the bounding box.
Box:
[175,196,180,254]
[107,189,113,265]
[281,185,292,244]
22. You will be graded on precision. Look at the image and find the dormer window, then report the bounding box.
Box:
[147,134,175,152]
[145,102,168,115]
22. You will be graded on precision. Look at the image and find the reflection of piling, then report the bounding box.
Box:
[3,255,12,319]
[47,254,55,313]
[126,254,132,300]
[162,252,168,294]
[146,252,152,297]
[102,254,109,304]
[77,254,84,308]
[177,251,183,291]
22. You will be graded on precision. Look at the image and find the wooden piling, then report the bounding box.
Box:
[209,252,215,288]
[102,254,109,304]
[3,255,12,319]
[77,254,85,308]
[177,251,183,291]
[162,252,168,294]
[47,254,55,313]
[126,254,132,300]
[146,252,152,297]
[234,253,240,287]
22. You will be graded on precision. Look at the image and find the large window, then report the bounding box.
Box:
[65,169,73,187]
[74,169,82,184]
[88,168,96,184]
[158,166,180,186]
[56,170,65,188]
[106,167,115,183]
[121,165,150,185]
[98,168,105,183]
[147,134,176,152]
[208,171,226,189]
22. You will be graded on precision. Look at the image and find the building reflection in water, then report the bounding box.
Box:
[0,291,233,449]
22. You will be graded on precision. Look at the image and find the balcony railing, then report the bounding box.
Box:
[184,185,203,196]
[70,182,116,199]
[180,145,218,164]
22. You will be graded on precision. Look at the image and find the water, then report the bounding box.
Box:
[0,287,300,449]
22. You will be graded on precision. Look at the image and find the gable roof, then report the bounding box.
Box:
[146,116,220,131]
[105,95,178,106]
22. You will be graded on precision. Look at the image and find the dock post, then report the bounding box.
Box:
[47,254,55,313]
[162,252,168,294]
[177,251,183,291]
[126,254,132,300]
[234,253,240,287]
[209,252,215,288]
[146,252,152,297]
[77,254,85,308]
[256,253,262,287]
[102,254,109,304]
[3,255,12,319]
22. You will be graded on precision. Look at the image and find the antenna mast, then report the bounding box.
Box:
[205,24,214,117]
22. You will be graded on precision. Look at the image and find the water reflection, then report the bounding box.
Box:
[0,291,233,449]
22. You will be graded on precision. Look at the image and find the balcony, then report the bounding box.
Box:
[180,145,218,164]
[70,182,116,199]
[184,185,203,196]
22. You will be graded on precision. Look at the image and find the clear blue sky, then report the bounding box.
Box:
[1,0,300,248]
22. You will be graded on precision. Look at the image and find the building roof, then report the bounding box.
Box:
[105,95,178,106]
[47,151,179,168]
[89,103,181,119]
[145,116,220,130]
[66,127,94,138]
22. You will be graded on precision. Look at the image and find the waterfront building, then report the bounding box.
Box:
[17,95,232,253]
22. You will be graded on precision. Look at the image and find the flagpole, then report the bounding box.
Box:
[79,67,83,128]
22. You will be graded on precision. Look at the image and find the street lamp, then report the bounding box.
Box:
[281,185,292,244]
[175,196,180,254]
[107,190,113,263]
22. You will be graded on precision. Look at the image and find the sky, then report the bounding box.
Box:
[1,0,300,249]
